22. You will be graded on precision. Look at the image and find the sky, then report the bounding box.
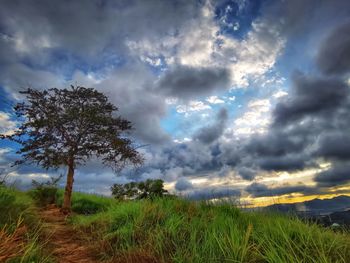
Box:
[0,0,350,206]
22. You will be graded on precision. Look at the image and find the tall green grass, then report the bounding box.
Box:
[0,186,53,262]
[67,192,350,263]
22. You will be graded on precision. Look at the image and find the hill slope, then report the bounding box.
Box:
[1,187,350,263]
[57,191,350,263]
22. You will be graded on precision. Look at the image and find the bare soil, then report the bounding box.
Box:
[40,205,100,263]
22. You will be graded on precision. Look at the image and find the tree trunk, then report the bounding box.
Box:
[61,158,75,214]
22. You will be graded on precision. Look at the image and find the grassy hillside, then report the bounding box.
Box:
[55,190,350,263]
[1,186,350,262]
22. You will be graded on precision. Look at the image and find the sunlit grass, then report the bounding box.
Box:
[64,191,350,263]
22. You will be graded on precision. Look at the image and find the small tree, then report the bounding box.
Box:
[1,86,143,213]
[111,179,168,200]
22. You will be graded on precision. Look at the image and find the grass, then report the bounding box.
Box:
[0,186,53,263]
[2,187,350,262]
[61,192,350,263]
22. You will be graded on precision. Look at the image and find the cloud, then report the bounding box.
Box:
[67,62,171,145]
[175,177,193,191]
[315,163,350,187]
[206,96,225,104]
[185,186,241,201]
[231,98,272,137]
[274,73,348,125]
[156,66,230,100]
[176,101,211,114]
[194,108,228,144]
[316,133,350,160]
[0,111,17,135]
[317,21,350,75]
[246,182,315,198]
[258,155,306,172]
[273,90,288,98]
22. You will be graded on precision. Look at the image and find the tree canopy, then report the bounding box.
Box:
[111,179,168,200]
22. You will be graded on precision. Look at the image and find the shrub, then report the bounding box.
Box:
[29,175,62,207]
[72,198,105,215]
[29,186,58,207]
[56,190,114,215]
[111,179,168,200]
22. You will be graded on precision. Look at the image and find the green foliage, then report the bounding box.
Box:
[111,179,168,200]
[1,86,143,171]
[28,175,62,207]
[56,190,114,214]
[69,193,350,263]
[0,186,30,228]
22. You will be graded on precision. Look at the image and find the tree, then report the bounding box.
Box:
[1,86,143,213]
[111,179,168,200]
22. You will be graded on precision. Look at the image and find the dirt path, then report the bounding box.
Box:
[39,205,100,263]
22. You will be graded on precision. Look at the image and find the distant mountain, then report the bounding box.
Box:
[263,195,350,216]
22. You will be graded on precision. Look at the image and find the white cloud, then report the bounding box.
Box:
[176,100,211,113]
[174,137,192,144]
[0,148,12,163]
[273,90,288,98]
[126,1,285,89]
[248,99,271,109]
[231,98,272,136]
[206,96,225,104]
[0,111,17,136]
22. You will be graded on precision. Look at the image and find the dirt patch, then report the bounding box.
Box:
[40,205,101,263]
[40,205,159,263]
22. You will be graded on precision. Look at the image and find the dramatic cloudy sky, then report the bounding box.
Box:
[1,0,350,206]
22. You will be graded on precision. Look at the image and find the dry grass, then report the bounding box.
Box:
[0,218,27,262]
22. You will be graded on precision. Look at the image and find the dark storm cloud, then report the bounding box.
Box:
[316,133,350,160]
[246,182,316,198]
[194,108,228,144]
[246,130,307,157]
[274,73,348,125]
[0,0,199,59]
[236,166,256,181]
[175,177,193,191]
[157,66,230,100]
[258,155,306,172]
[263,0,350,38]
[317,21,350,75]
[185,186,241,201]
[315,163,350,187]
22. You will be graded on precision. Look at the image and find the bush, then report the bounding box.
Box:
[111,179,168,200]
[56,190,114,214]
[29,186,58,207]
[72,199,105,215]
[29,175,62,207]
